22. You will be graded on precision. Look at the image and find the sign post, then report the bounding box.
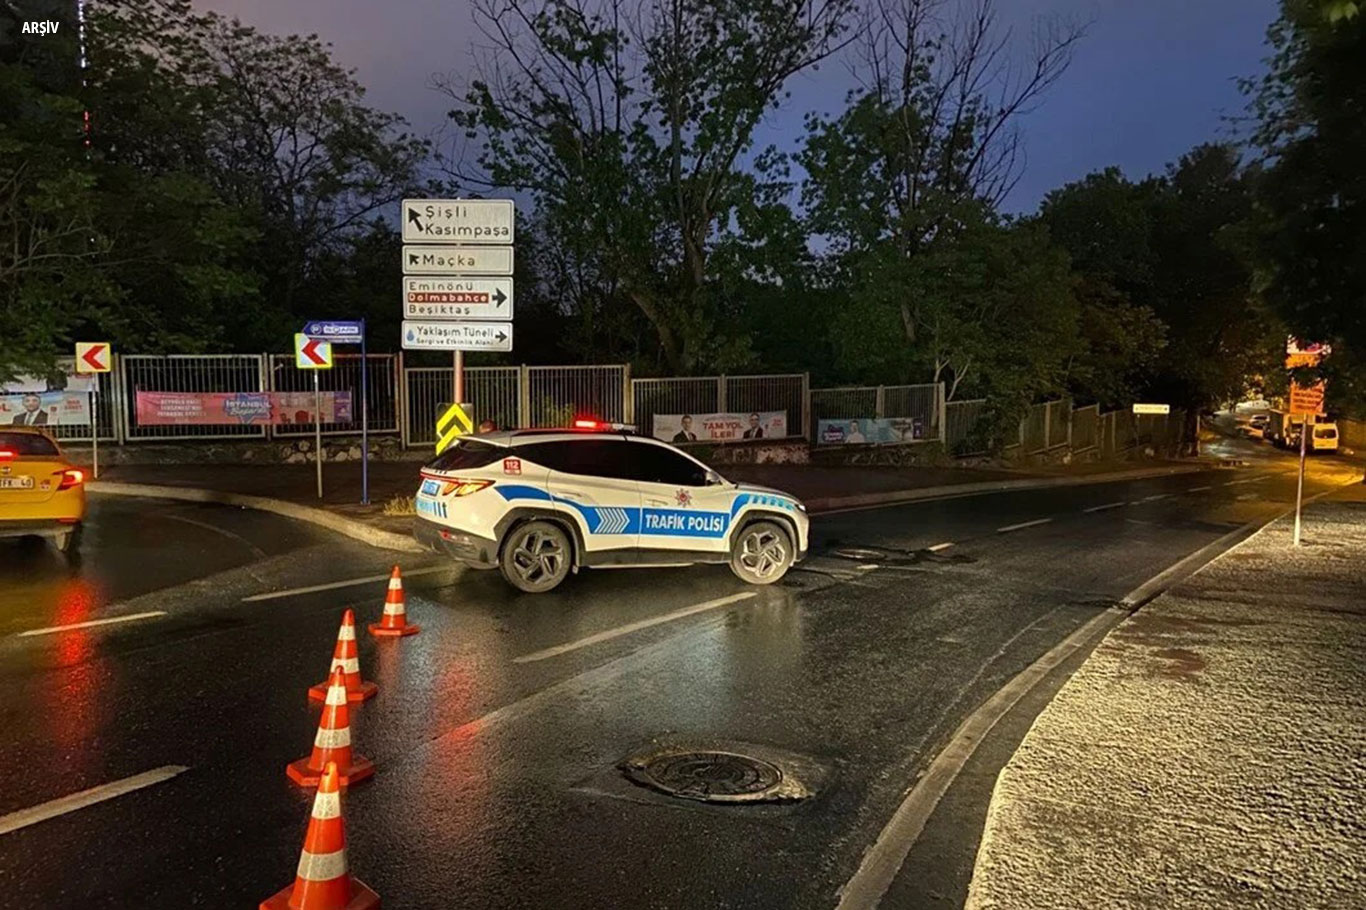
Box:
[1286,338,1329,547]
[74,342,112,478]
[401,198,517,412]
[304,320,369,504]
[294,333,333,499]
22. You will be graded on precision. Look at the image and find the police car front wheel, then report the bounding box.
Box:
[500,520,572,593]
[730,521,793,585]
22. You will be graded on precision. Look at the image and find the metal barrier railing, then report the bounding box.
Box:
[268,353,399,437]
[1071,404,1099,452]
[723,373,807,440]
[631,377,722,439]
[120,354,268,441]
[946,398,989,455]
[402,366,522,447]
[525,365,627,427]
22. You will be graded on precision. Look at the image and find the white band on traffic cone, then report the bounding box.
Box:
[338,624,356,641]
[296,846,347,881]
[314,726,351,749]
[382,603,403,616]
[329,657,360,675]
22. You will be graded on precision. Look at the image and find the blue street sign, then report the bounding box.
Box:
[303,320,365,343]
[300,319,371,505]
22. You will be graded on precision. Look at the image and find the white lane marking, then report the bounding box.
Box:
[927,542,955,552]
[996,518,1052,533]
[240,565,454,602]
[836,518,1271,910]
[1236,492,1258,500]
[1139,494,1171,502]
[0,766,188,836]
[857,564,879,571]
[513,592,757,664]
[160,512,267,560]
[17,611,166,637]
[1082,501,1126,513]
[1187,485,1212,492]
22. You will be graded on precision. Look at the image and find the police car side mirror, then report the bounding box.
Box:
[704,469,724,486]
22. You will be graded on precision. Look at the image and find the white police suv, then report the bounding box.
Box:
[412,423,809,593]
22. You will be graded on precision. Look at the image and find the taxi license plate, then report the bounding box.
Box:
[0,477,35,489]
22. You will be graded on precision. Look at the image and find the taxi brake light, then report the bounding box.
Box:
[55,468,84,490]
[0,450,14,461]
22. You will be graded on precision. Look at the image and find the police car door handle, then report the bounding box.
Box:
[557,490,582,500]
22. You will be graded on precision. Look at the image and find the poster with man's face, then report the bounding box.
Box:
[653,412,787,442]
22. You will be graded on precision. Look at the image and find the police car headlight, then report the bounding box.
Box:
[795,502,807,512]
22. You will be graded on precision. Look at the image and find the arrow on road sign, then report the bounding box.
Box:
[407,208,424,234]
[436,402,474,454]
[294,333,333,369]
[75,342,112,373]
[493,288,507,307]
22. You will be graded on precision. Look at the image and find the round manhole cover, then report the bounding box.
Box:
[621,750,806,803]
[832,546,887,562]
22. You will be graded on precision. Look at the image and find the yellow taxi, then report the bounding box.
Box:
[0,427,86,554]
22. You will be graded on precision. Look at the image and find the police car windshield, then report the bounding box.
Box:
[426,439,503,471]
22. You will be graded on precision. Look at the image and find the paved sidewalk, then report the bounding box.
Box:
[967,490,1366,909]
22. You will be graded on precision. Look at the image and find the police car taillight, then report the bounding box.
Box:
[420,472,492,497]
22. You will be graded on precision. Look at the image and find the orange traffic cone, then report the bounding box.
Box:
[289,665,375,788]
[308,610,377,703]
[368,566,420,638]
[261,762,380,910]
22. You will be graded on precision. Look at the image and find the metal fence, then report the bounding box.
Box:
[120,354,268,441]
[38,357,120,443]
[946,398,989,455]
[526,365,628,427]
[402,365,520,448]
[809,383,940,443]
[1072,404,1099,452]
[34,351,1198,457]
[268,353,399,438]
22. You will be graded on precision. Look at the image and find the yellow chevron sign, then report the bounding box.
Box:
[436,402,474,453]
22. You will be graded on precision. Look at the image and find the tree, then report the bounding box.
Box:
[84,0,430,349]
[441,0,856,374]
[1036,169,1167,408]
[1246,1,1366,412]
[1040,147,1281,448]
[798,0,1084,412]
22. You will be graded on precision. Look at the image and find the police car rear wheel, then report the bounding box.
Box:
[730,521,793,585]
[500,521,571,593]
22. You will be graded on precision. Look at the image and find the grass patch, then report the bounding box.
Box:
[382,494,417,516]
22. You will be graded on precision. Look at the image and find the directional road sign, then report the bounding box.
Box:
[1131,403,1170,415]
[402,277,513,320]
[435,402,475,454]
[402,321,513,352]
[402,245,514,276]
[303,320,364,343]
[294,333,333,369]
[75,342,112,373]
[402,199,515,245]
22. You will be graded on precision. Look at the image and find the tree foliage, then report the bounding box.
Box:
[1246,0,1365,403]
[442,0,856,373]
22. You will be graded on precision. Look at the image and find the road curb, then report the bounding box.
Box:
[86,481,423,553]
[805,464,1208,513]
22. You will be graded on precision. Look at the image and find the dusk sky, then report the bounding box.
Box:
[196,0,1279,212]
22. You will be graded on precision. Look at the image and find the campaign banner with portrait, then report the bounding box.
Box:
[135,391,353,426]
[817,416,926,445]
[653,411,788,443]
[0,392,93,427]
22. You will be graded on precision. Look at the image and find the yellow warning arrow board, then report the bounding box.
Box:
[436,402,474,453]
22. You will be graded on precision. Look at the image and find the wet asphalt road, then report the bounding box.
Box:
[0,441,1358,910]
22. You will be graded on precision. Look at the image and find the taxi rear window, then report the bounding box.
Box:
[425,439,503,472]
[0,433,58,456]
